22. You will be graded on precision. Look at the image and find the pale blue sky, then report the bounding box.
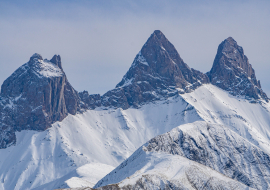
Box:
[1,0,270,95]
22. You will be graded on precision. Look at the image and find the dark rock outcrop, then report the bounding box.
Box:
[79,91,101,110]
[0,53,80,148]
[81,30,209,109]
[208,37,268,102]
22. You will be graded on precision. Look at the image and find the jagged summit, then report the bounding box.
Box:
[30,53,43,60]
[0,54,80,148]
[208,37,268,102]
[50,54,63,70]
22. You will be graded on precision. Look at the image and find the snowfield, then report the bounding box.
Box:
[1,84,270,189]
[0,94,199,190]
[182,84,270,154]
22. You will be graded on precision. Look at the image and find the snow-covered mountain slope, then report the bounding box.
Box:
[35,163,114,190]
[182,84,270,154]
[1,83,270,190]
[91,151,254,190]
[0,95,200,190]
[89,85,270,190]
[64,163,115,188]
[1,82,270,190]
[94,121,266,190]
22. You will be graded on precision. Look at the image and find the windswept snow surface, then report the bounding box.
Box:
[94,122,255,190]
[65,163,115,188]
[95,121,268,189]
[182,84,270,154]
[0,95,200,190]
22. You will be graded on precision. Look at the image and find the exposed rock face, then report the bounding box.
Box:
[79,91,101,110]
[208,37,268,102]
[0,54,80,148]
[81,30,209,109]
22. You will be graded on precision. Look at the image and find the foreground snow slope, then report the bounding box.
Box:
[35,163,114,190]
[90,151,253,190]
[0,95,200,190]
[95,121,269,190]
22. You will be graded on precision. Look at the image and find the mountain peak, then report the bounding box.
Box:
[143,30,172,52]
[116,30,208,89]
[225,36,236,43]
[50,54,63,70]
[82,30,209,110]
[30,53,43,60]
[153,29,162,34]
[151,30,166,40]
[208,37,268,102]
[0,54,80,148]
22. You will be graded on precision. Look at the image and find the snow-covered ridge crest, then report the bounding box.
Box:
[95,121,270,190]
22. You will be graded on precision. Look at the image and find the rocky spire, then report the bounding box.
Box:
[208,37,268,102]
[116,30,208,90]
[0,54,80,148]
[50,54,63,70]
[81,30,209,110]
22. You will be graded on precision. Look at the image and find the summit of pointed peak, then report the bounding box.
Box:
[50,54,63,70]
[208,37,268,102]
[219,37,242,53]
[50,54,61,61]
[30,53,43,60]
[152,30,165,38]
[145,30,168,46]
[97,30,209,110]
[225,36,236,43]
[153,29,162,34]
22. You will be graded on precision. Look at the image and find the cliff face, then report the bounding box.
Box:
[0,53,80,148]
[208,37,268,101]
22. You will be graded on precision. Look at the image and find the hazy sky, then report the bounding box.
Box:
[0,0,270,95]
